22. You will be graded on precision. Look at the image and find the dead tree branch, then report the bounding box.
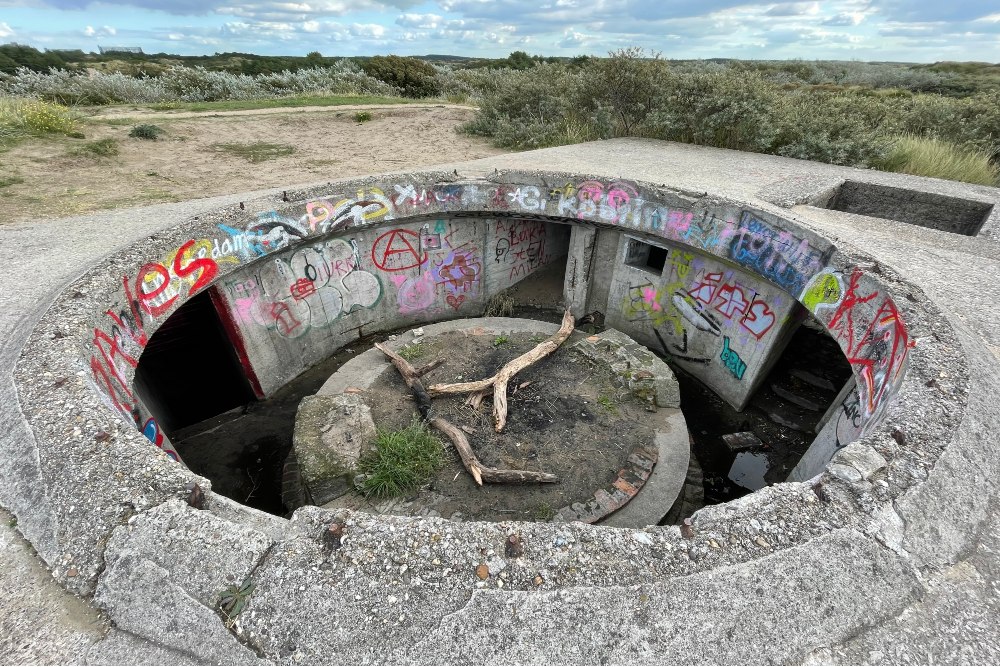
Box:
[374,342,558,486]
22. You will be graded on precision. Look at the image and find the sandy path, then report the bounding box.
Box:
[0,104,507,224]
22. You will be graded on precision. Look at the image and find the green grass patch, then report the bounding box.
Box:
[493,335,509,347]
[211,141,295,163]
[70,137,119,158]
[875,135,999,186]
[0,175,24,188]
[129,123,164,140]
[597,395,618,414]
[353,110,373,123]
[398,343,427,361]
[357,419,444,499]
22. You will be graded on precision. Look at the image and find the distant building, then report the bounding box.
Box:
[98,46,144,55]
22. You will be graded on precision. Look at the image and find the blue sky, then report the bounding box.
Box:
[1,0,998,62]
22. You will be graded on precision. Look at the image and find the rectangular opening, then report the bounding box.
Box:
[625,238,668,274]
[828,180,993,236]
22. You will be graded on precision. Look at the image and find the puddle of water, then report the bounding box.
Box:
[728,451,769,491]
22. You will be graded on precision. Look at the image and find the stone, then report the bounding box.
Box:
[293,393,377,505]
[833,442,888,480]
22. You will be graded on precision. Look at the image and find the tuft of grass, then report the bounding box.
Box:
[533,502,555,521]
[398,343,426,361]
[129,123,164,140]
[211,141,295,163]
[874,134,999,186]
[70,138,119,158]
[353,110,373,123]
[0,175,24,188]
[357,419,444,499]
[493,335,509,347]
[483,291,515,318]
[597,394,618,414]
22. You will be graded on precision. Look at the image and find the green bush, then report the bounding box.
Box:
[0,97,77,140]
[360,55,440,98]
[129,123,163,140]
[357,419,444,499]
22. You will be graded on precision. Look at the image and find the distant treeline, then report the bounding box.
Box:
[3,42,998,96]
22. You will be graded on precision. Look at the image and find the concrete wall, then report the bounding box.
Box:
[787,378,862,482]
[597,231,805,410]
[79,171,911,476]
[214,217,569,396]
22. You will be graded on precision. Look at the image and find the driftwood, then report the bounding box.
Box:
[374,342,558,486]
[428,308,576,432]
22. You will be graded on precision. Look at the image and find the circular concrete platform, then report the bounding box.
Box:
[297,318,689,526]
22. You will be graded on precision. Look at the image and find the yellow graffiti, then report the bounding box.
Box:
[803,272,841,312]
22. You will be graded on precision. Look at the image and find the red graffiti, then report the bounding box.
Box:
[172,239,218,294]
[289,278,317,301]
[371,229,426,272]
[446,294,466,310]
[270,302,302,337]
[827,270,914,416]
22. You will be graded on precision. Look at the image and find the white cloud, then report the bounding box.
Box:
[396,13,443,29]
[349,23,385,38]
[0,21,14,38]
[765,2,820,17]
[558,28,587,48]
[82,24,116,37]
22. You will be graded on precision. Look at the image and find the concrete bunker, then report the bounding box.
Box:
[14,151,984,662]
[89,172,912,526]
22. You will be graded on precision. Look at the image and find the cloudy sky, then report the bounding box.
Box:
[1,0,998,62]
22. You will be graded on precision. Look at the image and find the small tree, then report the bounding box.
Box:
[360,55,440,98]
[583,47,670,136]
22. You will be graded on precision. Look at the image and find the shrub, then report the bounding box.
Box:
[353,110,372,123]
[0,97,77,143]
[360,55,441,98]
[579,47,671,136]
[0,62,398,105]
[129,123,163,140]
[874,134,999,186]
[357,419,444,498]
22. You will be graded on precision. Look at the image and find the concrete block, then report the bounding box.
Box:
[93,553,264,665]
[102,498,273,609]
[293,393,377,505]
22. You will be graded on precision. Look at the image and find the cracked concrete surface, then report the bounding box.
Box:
[2,139,999,664]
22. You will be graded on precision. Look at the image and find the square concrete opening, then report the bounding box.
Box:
[625,238,668,275]
[827,180,993,236]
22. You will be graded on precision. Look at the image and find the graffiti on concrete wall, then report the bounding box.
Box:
[620,242,789,381]
[227,238,382,338]
[492,219,551,282]
[801,268,913,421]
[84,173,887,456]
[385,220,484,316]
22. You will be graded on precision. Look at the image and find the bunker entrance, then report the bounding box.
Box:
[673,317,853,508]
[134,289,256,436]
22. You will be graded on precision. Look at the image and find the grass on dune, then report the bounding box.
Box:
[876,134,999,186]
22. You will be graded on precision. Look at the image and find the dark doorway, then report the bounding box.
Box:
[134,288,256,436]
